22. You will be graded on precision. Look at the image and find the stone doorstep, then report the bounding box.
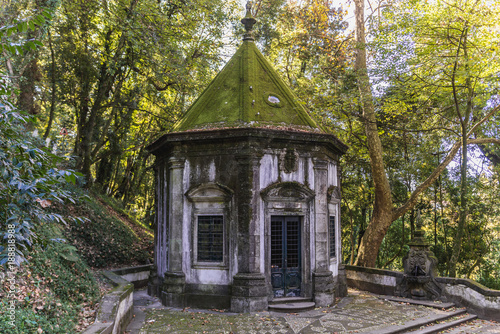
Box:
[268,297,312,305]
[268,301,316,312]
[368,308,467,334]
[405,314,478,334]
[378,296,456,310]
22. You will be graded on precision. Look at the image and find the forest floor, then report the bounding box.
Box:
[125,289,500,334]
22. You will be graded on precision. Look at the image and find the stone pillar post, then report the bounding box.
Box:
[162,157,186,307]
[313,158,335,306]
[231,153,267,313]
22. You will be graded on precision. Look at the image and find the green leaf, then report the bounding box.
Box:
[42,11,52,19]
[35,15,45,25]
[29,21,35,31]
[26,41,36,51]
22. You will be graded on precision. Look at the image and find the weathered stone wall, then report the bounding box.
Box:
[345,265,402,296]
[345,265,500,321]
[151,129,345,311]
[112,264,153,289]
[437,277,500,321]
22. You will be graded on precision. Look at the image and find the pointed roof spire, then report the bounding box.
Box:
[241,1,256,41]
[170,1,325,133]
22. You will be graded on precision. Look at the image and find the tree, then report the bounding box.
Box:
[34,0,240,217]
[0,11,82,266]
[352,0,500,268]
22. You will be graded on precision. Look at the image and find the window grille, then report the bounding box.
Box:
[271,219,283,268]
[330,216,336,258]
[286,220,300,268]
[197,216,223,262]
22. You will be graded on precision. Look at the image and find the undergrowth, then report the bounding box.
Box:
[0,188,153,332]
[0,224,101,333]
[63,186,153,268]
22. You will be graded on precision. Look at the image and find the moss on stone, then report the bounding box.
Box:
[173,40,323,133]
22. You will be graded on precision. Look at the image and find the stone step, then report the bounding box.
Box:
[378,296,456,310]
[369,308,467,334]
[404,313,478,334]
[268,297,312,305]
[268,301,316,312]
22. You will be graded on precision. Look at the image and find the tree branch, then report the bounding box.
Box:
[393,136,500,221]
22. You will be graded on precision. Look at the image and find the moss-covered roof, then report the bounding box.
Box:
[172,38,323,133]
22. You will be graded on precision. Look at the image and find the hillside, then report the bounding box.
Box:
[0,189,154,333]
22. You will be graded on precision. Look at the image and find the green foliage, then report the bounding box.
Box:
[0,297,77,334]
[0,8,51,55]
[31,225,100,303]
[0,12,83,266]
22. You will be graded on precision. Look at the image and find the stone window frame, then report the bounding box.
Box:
[328,186,341,265]
[186,182,233,269]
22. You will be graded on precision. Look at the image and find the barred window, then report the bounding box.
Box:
[197,216,224,262]
[330,216,336,258]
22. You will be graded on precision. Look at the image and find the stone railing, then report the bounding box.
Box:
[345,265,500,321]
[345,265,403,295]
[436,276,500,321]
[83,265,153,334]
[83,271,134,334]
[111,264,153,288]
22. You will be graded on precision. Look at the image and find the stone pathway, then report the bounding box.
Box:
[125,289,500,334]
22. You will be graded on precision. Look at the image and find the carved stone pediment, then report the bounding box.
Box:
[185,182,233,203]
[327,186,341,201]
[261,182,314,202]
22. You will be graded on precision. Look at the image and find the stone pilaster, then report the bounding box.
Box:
[313,270,335,306]
[231,273,268,313]
[161,272,186,308]
[231,153,267,312]
[162,157,186,307]
[148,265,162,298]
[313,158,334,306]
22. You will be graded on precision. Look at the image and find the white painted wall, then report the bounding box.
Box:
[346,270,398,288]
[260,154,279,189]
[189,268,231,285]
[182,160,192,279]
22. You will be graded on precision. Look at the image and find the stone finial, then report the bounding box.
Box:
[410,209,428,247]
[241,1,257,41]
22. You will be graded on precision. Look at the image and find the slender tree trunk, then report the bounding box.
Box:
[448,28,472,277]
[44,29,57,139]
[353,0,394,267]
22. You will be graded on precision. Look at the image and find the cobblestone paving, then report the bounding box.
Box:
[126,289,500,334]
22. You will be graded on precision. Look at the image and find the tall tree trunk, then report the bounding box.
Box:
[448,28,472,277]
[353,0,394,267]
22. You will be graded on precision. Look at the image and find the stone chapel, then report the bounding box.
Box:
[147,2,348,312]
